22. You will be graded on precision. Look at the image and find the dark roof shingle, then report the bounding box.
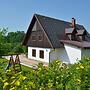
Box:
[23,14,90,48]
[35,14,87,48]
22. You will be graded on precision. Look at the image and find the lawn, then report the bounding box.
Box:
[0,58,31,72]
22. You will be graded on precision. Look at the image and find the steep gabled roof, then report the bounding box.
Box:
[23,14,89,48]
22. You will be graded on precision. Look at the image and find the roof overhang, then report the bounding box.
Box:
[60,40,90,49]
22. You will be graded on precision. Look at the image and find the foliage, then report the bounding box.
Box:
[0,28,26,56]
[0,57,90,90]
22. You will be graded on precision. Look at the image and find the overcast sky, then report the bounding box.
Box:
[0,0,90,32]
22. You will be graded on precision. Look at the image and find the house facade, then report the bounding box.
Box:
[23,14,90,64]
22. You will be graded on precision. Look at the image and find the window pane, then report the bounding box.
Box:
[32,36,36,41]
[38,36,42,41]
[39,50,44,59]
[32,49,36,57]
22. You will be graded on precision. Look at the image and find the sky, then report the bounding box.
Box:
[0,0,90,32]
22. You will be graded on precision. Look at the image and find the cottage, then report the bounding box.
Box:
[23,14,90,64]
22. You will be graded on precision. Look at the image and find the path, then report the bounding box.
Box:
[2,54,48,68]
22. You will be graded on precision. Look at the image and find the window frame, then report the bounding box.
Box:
[32,35,36,41]
[32,49,36,57]
[38,36,42,41]
[39,50,44,59]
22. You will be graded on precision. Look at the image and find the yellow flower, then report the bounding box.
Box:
[77,79,81,84]
[80,65,84,69]
[6,70,11,72]
[3,82,9,89]
[10,87,15,90]
[3,80,6,83]
[11,76,15,79]
[11,80,15,85]
[38,68,41,71]
[15,81,20,86]
[76,67,79,70]
[25,88,28,90]
[39,88,42,90]
[22,76,27,80]
[58,62,60,65]
[56,61,58,63]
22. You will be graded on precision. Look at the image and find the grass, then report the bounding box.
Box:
[0,58,32,72]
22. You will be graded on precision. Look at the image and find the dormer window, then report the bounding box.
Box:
[65,28,77,40]
[76,30,86,41]
[71,34,77,40]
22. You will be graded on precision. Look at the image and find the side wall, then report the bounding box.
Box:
[64,44,81,64]
[50,48,70,64]
[82,49,90,57]
[28,47,51,63]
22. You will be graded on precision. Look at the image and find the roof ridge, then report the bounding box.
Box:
[34,13,84,27]
[35,14,71,23]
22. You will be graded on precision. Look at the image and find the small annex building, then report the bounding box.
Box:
[23,14,90,64]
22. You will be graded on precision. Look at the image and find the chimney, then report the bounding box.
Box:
[72,18,76,28]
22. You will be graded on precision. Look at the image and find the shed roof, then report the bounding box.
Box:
[60,40,90,48]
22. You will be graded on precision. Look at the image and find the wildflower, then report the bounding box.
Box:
[39,87,42,90]
[80,65,84,69]
[58,62,60,65]
[25,88,28,90]
[15,81,20,86]
[22,76,27,80]
[10,87,15,90]
[56,76,59,79]
[76,67,79,70]
[61,75,63,78]
[6,70,11,72]
[11,76,15,79]
[3,79,6,83]
[77,79,81,84]
[11,80,15,85]
[3,82,9,89]
[38,68,41,71]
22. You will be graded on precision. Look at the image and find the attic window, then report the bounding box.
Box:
[32,36,36,41]
[76,30,86,41]
[71,34,77,41]
[38,36,42,41]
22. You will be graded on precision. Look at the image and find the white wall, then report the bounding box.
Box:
[50,48,70,63]
[28,47,51,63]
[82,49,90,57]
[28,45,83,64]
[64,44,81,64]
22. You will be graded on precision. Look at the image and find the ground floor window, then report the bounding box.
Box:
[39,50,44,59]
[32,49,36,57]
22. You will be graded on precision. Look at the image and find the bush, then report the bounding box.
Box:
[0,57,90,90]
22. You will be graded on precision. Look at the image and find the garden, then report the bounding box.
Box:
[0,56,90,90]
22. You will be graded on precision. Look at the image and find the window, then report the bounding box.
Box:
[39,50,44,59]
[32,36,36,41]
[71,34,76,41]
[32,49,36,57]
[38,36,42,41]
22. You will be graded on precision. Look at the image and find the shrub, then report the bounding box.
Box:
[0,57,90,90]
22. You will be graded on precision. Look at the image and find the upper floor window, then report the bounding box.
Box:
[32,36,36,41]
[38,36,42,41]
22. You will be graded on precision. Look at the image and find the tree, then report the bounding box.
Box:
[7,31,25,43]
